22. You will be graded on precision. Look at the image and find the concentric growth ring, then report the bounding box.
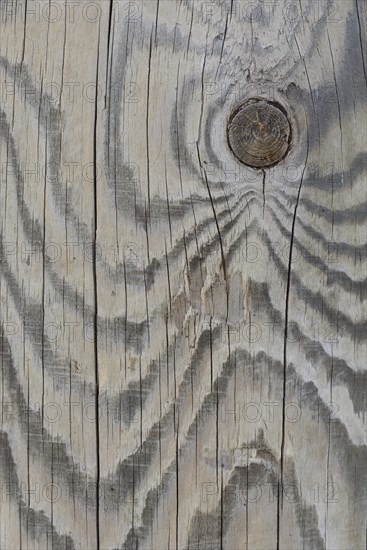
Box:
[227,98,291,168]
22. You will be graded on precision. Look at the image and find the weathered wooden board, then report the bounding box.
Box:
[0,0,366,548]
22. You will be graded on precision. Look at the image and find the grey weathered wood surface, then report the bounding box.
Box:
[0,0,366,548]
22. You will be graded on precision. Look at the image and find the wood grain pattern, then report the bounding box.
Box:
[0,0,366,548]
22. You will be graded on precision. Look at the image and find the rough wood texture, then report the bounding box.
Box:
[0,0,366,548]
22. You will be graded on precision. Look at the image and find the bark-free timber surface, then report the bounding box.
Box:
[0,1,366,548]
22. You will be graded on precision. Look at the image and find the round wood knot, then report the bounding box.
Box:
[227,99,291,168]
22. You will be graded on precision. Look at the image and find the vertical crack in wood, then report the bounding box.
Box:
[277,130,310,550]
[93,24,101,550]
